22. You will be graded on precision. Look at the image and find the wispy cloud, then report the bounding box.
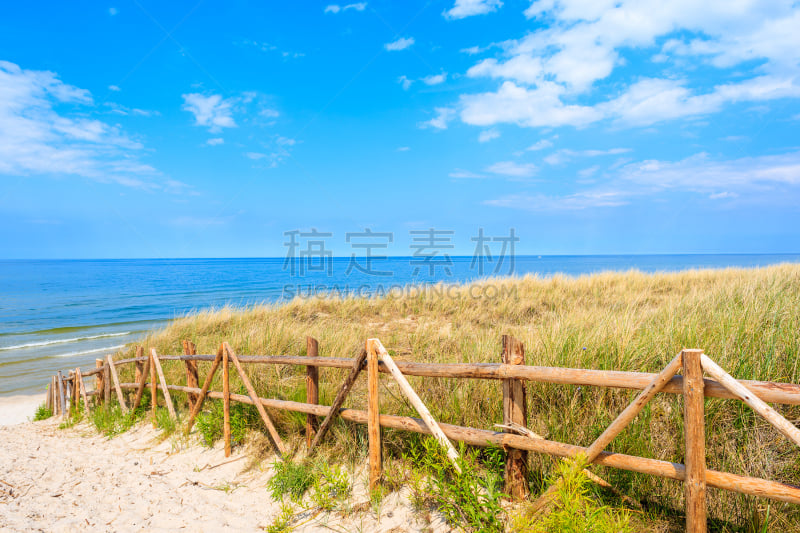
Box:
[449,168,486,179]
[478,128,500,142]
[526,139,553,151]
[486,160,537,178]
[398,75,413,90]
[206,138,224,146]
[0,60,165,189]
[181,93,236,132]
[544,148,631,165]
[444,0,502,20]
[324,3,367,14]
[419,107,455,129]
[486,191,629,210]
[385,37,415,51]
[422,73,447,85]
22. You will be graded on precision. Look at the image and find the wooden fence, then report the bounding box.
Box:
[45,337,800,533]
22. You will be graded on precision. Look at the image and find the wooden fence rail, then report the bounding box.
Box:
[46,337,800,532]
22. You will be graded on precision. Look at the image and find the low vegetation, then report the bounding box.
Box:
[100,263,800,530]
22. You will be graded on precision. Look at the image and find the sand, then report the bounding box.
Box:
[0,417,452,532]
[0,394,46,426]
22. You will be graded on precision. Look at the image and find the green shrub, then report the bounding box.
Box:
[512,454,632,533]
[267,459,316,502]
[195,391,261,448]
[406,438,506,533]
[91,404,143,437]
[33,404,53,421]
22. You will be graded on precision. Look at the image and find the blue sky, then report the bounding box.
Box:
[1,0,799,258]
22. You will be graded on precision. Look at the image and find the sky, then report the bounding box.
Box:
[1,0,799,259]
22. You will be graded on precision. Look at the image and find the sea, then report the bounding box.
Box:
[2,254,799,398]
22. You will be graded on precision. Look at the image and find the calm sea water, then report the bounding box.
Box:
[2,255,799,396]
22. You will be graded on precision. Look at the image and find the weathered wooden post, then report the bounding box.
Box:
[103,360,111,405]
[183,340,199,410]
[150,349,158,426]
[150,348,176,421]
[107,355,128,412]
[134,346,144,399]
[683,349,707,533]
[57,371,66,416]
[222,343,231,457]
[46,377,53,412]
[305,337,320,448]
[502,335,529,499]
[366,339,382,490]
[95,359,105,407]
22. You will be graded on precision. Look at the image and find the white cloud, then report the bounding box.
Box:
[245,152,267,160]
[108,7,118,16]
[182,93,236,132]
[385,37,415,51]
[486,160,537,178]
[478,128,500,142]
[325,3,367,14]
[0,60,162,189]
[618,151,800,190]
[709,191,738,200]
[108,84,120,92]
[444,1,800,130]
[444,0,503,19]
[578,165,600,178]
[449,168,486,178]
[487,150,800,211]
[422,73,447,85]
[486,191,629,210]
[398,75,413,90]
[419,107,456,130]
[206,138,224,146]
[544,147,630,165]
[397,146,410,151]
[527,139,553,151]
[461,81,601,128]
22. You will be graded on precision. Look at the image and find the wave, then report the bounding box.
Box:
[0,332,133,351]
[54,344,127,358]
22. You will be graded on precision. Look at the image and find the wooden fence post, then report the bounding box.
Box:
[367,339,382,490]
[150,349,157,426]
[223,344,231,457]
[150,349,176,421]
[57,371,66,416]
[183,340,199,410]
[134,346,144,401]
[683,349,707,533]
[502,335,529,500]
[103,361,111,405]
[306,337,320,448]
[69,370,77,409]
[95,359,105,407]
[107,355,128,412]
[45,378,52,412]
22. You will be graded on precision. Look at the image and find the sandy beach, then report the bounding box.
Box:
[0,394,45,426]
[0,417,450,532]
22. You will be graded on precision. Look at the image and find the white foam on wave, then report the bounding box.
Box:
[0,331,132,351]
[54,344,127,358]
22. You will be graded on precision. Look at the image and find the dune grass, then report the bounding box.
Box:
[109,263,800,531]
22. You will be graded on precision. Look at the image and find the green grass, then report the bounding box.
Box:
[104,264,800,530]
[33,403,53,421]
[512,454,632,533]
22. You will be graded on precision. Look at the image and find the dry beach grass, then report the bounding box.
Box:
[64,264,800,530]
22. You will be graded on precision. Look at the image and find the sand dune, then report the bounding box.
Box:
[0,418,450,532]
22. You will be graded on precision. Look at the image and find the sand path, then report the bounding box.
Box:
[0,418,450,532]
